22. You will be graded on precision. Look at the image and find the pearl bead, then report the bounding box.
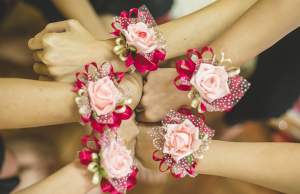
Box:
[75,97,81,104]
[79,107,86,115]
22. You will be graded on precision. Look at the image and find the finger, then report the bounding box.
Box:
[145,70,152,81]
[136,112,151,123]
[39,75,54,82]
[136,102,144,109]
[33,62,51,77]
[34,20,74,38]
[32,50,43,62]
[28,36,44,51]
[142,70,150,79]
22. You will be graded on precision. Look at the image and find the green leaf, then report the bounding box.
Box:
[199,133,204,139]
[129,46,137,52]
[98,149,102,159]
[185,154,193,167]
[100,168,107,178]
[227,80,231,86]
[92,112,98,120]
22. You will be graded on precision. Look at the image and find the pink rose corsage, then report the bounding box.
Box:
[79,131,138,194]
[73,62,133,132]
[174,47,250,113]
[111,5,168,73]
[149,108,214,178]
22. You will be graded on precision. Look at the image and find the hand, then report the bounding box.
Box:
[135,123,166,172]
[136,68,192,122]
[28,19,130,82]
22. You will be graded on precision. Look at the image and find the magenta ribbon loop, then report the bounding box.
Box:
[100,167,138,194]
[79,135,100,166]
[170,169,183,178]
[185,162,197,175]
[177,108,192,116]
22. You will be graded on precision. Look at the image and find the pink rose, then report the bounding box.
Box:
[123,22,157,54]
[190,63,230,103]
[88,77,122,116]
[101,140,133,179]
[163,120,202,162]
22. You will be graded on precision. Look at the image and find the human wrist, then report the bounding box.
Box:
[96,38,131,73]
[170,68,192,107]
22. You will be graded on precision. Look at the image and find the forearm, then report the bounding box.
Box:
[0,79,81,129]
[159,0,257,60]
[197,141,300,194]
[51,0,107,39]
[14,159,96,194]
[209,0,300,66]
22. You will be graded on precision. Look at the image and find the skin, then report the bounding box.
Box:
[135,123,300,194]
[13,159,97,194]
[51,0,112,40]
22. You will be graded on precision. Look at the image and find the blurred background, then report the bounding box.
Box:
[0,0,299,193]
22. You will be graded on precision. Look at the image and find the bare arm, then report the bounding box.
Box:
[13,159,96,194]
[0,70,142,129]
[51,0,108,40]
[209,0,300,66]
[0,78,80,129]
[161,0,257,60]
[198,141,300,194]
[136,123,300,194]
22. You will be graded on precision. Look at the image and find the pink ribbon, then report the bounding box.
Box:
[153,150,171,172]
[101,166,138,194]
[153,150,197,178]
[125,47,165,73]
[79,135,100,166]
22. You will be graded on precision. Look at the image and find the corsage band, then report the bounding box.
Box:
[79,130,137,194]
[111,5,168,73]
[73,62,133,132]
[148,108,214,178]
[174,47,250,113]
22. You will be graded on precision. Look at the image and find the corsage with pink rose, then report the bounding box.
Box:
[73,62,133,132]
[148,108,214,178]
[74,61,138,193]
[111,5,168,73]
[174,46,250,113]
[78,130,138,194]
